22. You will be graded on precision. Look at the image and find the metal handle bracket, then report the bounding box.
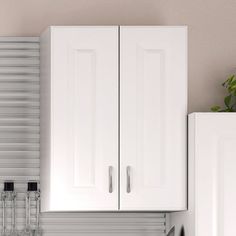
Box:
[109,166,113,193]
[127,166,131,193]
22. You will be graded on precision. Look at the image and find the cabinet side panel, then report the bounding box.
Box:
[40,28,51,212]
[170,113,196,236]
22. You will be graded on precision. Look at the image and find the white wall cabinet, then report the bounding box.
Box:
[171,113,236,236]
[40,26,187,212]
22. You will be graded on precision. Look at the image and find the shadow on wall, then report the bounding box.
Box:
[167,225,185,236]
[180,226,185,236]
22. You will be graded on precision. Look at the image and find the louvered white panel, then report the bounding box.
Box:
[0,37,167,236]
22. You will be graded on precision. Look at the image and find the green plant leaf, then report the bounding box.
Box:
[224,94,232,107]
[228,80,236,92]
[230,87,236,93]
[211,106,221,112]
[230,79,236,86]
[229,75,235,82]
[223,75,235,87]
[211,74,236,112]
[227,75,235,84]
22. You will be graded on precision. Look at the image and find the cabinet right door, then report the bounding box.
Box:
[120,26,187,210]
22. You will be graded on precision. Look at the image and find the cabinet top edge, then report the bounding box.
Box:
[40,26,119,35]
[41,25,187,32]
[120,25,187,28]
[189,112,236,116]
[45,25,187,27]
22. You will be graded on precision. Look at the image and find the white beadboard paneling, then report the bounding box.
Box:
[0,50,39,58]
[0,40,40,183]
[0,37,167,235]
[0,58,39,67]
[0,43,39,50]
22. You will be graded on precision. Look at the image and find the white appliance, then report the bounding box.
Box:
[171,112,236,236]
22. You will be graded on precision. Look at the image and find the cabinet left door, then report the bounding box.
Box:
[40,26,119,211]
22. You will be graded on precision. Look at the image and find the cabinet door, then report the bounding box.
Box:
[45,27,118,211]
[190,113,236,236]
[120,26,187,210]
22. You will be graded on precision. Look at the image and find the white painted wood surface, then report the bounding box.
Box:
[171,113,236,236]
[40,26,187,212]
[0,37,166,235]
[41,27,119,211]
[120,26,187,210]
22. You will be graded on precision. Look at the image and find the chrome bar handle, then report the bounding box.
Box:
[127,166,131,193]
[109,166,113,193]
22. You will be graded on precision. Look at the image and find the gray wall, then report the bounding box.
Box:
[1,0,235,112]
